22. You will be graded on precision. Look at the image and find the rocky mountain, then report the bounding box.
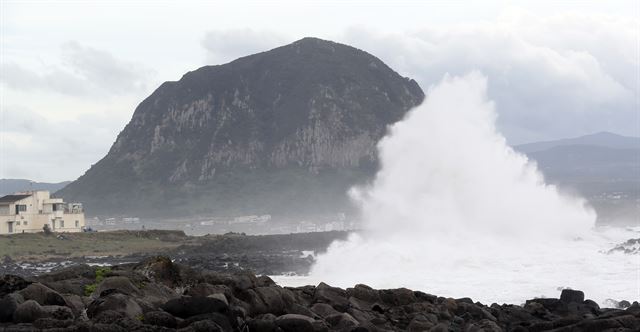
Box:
[58,38,424,217]
[0,179,70,196]
[515,132,640,225]
[516,131,640,153]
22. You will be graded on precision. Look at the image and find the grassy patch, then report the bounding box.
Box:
[0,230,188,261]
[84,266,112,296]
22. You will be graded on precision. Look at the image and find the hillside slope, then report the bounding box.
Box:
[58,38,424,217]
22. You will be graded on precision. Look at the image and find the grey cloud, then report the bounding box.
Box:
[61,41,152,94]
[339,17,638,144]
[0,105,126,181]
[202,29,289,64]
[1,42,153,97]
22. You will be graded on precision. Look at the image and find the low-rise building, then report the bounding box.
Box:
[0,191,85,234]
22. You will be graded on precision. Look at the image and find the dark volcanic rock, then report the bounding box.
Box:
[0,294,19,322]
[58,37,425,217]
[0,275,31,296]
[13,300,48,323]
[560,288,585,304]
[93,276,142,297]
[1,256,639,332]
[275,314,316,332]
[144,310,177,328]
[17,283,67,306]
[87,293,143,320]
[161,296,229,318]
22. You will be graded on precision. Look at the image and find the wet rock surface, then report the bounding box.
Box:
[1,256,639,331]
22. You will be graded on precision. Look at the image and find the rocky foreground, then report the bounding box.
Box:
[0,256,638,332]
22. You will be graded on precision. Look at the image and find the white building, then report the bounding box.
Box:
[0,191,86,234]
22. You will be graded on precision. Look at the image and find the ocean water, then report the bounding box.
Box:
[273,73,639,307]
[273,225,638,307]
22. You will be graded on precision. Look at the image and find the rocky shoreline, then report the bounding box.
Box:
[0,231,351,278]
[1,256,638,332]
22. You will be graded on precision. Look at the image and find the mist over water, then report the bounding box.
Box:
[301,73,637,305]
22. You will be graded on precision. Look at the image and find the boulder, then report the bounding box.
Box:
[275,314,315,332]
[245,318,280,332]
[133,256,182,288]
[407,314,437,331]
[414,291,438,303]
[178,312,234,331]
[255,286,294,315]
[94,276,142,297]
[429,322,451,332]
[0,294,19,322]
[618,300,632,309]
[92,309,125,323]
[138,281,179,307]
[466,319,503,332]
[311,303,340,318]
[348,284,380,303]
[209,293,229,306]
[144,310,177,328]
[33,317,74,329]
[0,275,31,296]
[63,293,88,315]
[87,293,143,320]
[325,312,359,329]
[201,271,256,291]
[256,275,277,287]
[91,323,128,332]
[13,300,48,323]
[286,303,317,318]
[42,305,74,320]
[455,302,496,321]
[44,278,92,296]
[525,298,566,315]
[311,320,331,332]
[234,289,268,315]
[314,282,349,312]
[186,283,233,299]
[492,304,538,325]
[379,288,417,306]
[560,289,585,304]
[18,283,67,306]
[559,314,640,331]
[36,264,96,282]
[347,307,380,326]
[182,319,224,332]
[162,296,228,318]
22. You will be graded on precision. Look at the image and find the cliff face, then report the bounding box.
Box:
[59,38,424,217]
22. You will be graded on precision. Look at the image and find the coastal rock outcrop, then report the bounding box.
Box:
[1,257,639,331]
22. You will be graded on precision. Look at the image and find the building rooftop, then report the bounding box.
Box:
[0,194,32,203]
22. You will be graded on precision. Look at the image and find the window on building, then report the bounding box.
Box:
[75,220,79,228]
[23,221,28,226]
[15,205,26,214]
[16,221,20,225]
[60,220,64,228]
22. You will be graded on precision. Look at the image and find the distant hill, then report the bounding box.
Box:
[516,131,640,153]
[515,132,640,225]
[58,37,424,218]
[0,179,70,196]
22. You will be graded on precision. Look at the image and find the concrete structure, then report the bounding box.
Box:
[0,191,85,234]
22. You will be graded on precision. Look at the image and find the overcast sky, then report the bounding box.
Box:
[1,0,639,182]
